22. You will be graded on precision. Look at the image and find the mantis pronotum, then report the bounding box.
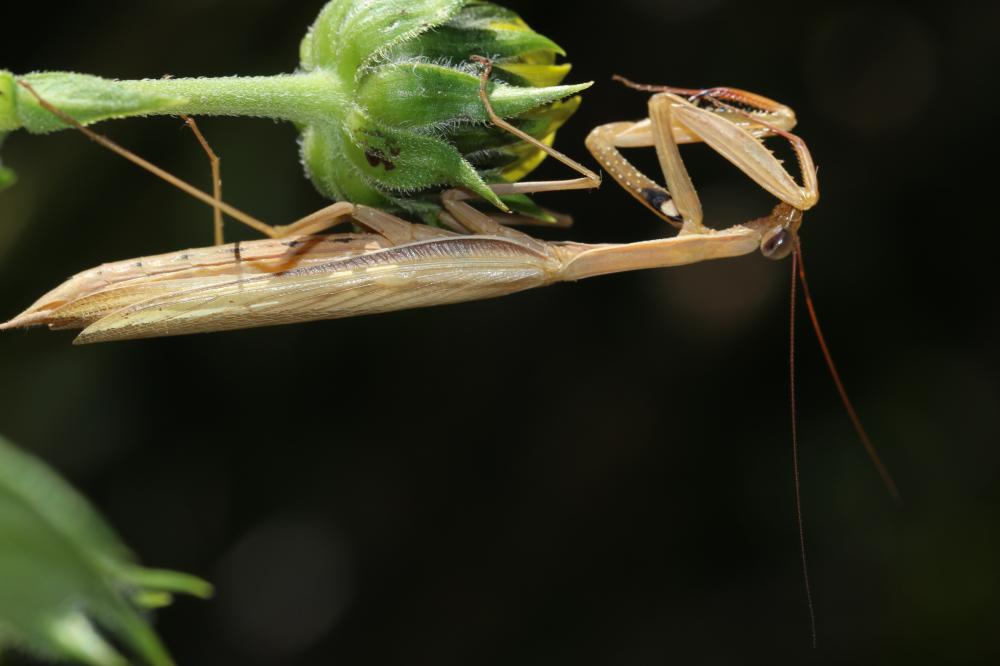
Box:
[1,61,898,647]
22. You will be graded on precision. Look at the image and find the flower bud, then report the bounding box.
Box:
[299,0,590,222]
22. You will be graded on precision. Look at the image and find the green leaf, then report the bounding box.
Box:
[0,439,132,563]
[357,61,590,129]
[14,73,186,134]
[0,436,211,666]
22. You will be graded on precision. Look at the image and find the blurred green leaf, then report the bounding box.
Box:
[0,436,211,666]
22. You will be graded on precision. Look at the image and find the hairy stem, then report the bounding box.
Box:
[116,72,344,124]
[2,70,347,134]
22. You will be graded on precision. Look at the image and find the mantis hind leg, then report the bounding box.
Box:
[351,205,457,246]
[181,116,224,245]
[438,189,553,257]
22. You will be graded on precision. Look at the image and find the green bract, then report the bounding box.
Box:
[0,436,211,666]
[0,0,590,224]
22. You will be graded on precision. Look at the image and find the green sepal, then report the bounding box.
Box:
[391,26,563,66]
[390,2,565,64]
[300,125,396,208]
[451,103,573,156]
[302,0,466,83]
[466,96,582,183]
[301,125,435,212]
[357,61,590,129]
[339,108,504,208]
[447,1,563,51]
[13,72,186,134]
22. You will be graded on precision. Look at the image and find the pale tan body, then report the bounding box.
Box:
[2,202,760,344]
[2,74,818,344]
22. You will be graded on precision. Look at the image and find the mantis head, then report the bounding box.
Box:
[759,202,804,261]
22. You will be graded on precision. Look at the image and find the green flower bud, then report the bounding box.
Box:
[298,0,590,221]
[1,1,590,224]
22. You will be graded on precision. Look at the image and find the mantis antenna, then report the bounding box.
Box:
[795,243,901,503]
[789,251,816,648]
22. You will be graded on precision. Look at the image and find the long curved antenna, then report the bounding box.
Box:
[790,251,818,649]
[796,243,902,504]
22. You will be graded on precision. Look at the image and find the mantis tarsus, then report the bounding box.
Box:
[1,58,898,647]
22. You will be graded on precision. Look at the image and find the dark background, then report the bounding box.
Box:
[1,1,998,664]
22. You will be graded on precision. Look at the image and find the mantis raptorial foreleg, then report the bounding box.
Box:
[607,78,798,146]
[664,94,819,212]
[648,93,704,233]
[585,79,819,251]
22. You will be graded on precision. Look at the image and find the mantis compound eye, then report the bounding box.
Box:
[761,225,796,260]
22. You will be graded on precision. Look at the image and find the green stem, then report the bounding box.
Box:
[117,72,344,124]
[2,69,347,134]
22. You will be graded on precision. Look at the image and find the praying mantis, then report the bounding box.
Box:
[0,43,898,655]
[1,64,816,345]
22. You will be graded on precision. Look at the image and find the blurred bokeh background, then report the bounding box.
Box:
[1,0,997,664]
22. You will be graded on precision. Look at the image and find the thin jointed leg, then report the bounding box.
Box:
[471,56,601,198]
[181,116,225,245]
